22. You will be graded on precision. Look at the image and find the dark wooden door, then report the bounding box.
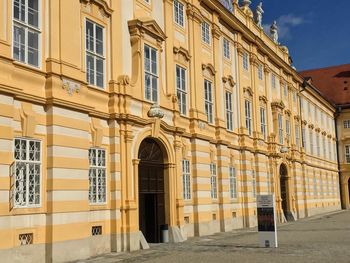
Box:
[280,176,287,213]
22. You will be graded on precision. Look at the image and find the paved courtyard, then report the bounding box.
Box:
[76,210,350,263]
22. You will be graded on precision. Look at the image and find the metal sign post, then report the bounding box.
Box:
[257,194,278,248]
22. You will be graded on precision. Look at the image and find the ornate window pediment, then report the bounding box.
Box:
[202,63,216,76]
[271,100,285,111]
[80,0,113,17]
[259,95,268,104]
[222,75,235,87]
[173,46,191,62]
[128,18,167,43]
[243,86,254,97]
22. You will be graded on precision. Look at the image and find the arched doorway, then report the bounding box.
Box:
[138,138,166,243]
[279,164,288,220]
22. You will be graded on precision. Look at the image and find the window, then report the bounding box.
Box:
[316,133,320,157]
[174,0,184,27]
[258,64,263,80]
[344,120,350,129]
[293,91,297,102]
[323,136,326,158]
[144,44,158,102]
[204,79,213,124]
[210,163,217,199]
[309,129,314,155]
[13,0,41,67]
[271,74,276,89]
[286,119,290,142]
[302,127,306,151]
[88,148,106,204]
[260,107,267,139]
[320,174,324,197]
[295,124,300,147]
[182,160,191,200]
[283,82,288,97]
[345,145,350,163]
[176,65,187,115]
[243,52,249,71]
[223,38,230,59]
[229,167,237,199]
[86,19,105,88]
[201,21,210,44]
[12,138,41,207]
[252,170,256,198]
[225,91,233,131]
[328,140,331,160]
[245,100,252,136]
[278,114,283,144]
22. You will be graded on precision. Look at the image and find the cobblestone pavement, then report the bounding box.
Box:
[76,210,350,263]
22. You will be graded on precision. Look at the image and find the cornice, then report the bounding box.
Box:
[128,18,167,43]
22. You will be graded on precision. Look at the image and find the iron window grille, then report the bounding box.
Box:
[92,226,102,236]
[86,19,105,88]
[19,233,33,245]
[13,0,41,67]
[88,148,106,204]
[144,44,158,102]
[11,138,41,208]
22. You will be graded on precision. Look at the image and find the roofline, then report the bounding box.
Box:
[300,63,350,73]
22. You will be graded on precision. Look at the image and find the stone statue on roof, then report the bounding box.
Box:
[270,21,279,44]
[254,2,264,28]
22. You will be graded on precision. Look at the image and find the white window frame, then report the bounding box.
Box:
[345,145,350,163]
[176,65,187,115]
[260,107,267,139]
[278,114,283,144]
[144,44,158,103]
[182,160,191,200]
[173,0,184,27]
[85,18,106,88]
[229,167,237,199]
[225,91,233,131]
[201,21,210,45]
[223,38,230,59]
[204,79,214,124]
[245,99,252,136]
[210,163,217,199]
[283,82,288,97]
[344,120,350,129]
[12,0,41,68]
[242,52,249,71]
[258,64,263,80]
[271,73,276,89]
[11,138,42,208]
[88,148,107,205]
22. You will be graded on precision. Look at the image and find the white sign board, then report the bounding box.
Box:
[257,194,278,248]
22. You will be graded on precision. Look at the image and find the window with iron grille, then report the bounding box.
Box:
[245,100,252,136]
[144,44,158,102]
[229,167,237,199]
[344,120,350,129]
[86,19,105,88]
[19,233,33,245]
[201,21,210,44]
[345,145,350,163]
[210,163,217,199]
[92,226,102,236]
[88,148,106,204]
[223,38,230,59]
[242,52,249,71]
[204,79,213,124]
[260,107,267,139]
[12,138,41,208]
[258,64,263,80]
[225,91,233,131]
[182,160,191,200]
[13,0,41,67]
[278,114,283,144]
[176,65,187,115]
[174,0,184,27]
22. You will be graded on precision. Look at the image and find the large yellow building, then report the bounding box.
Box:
[0,0,341,262]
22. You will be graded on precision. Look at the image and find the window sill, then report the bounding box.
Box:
[13,60,45,76]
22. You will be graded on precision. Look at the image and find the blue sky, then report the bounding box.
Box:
[251,0,350,71]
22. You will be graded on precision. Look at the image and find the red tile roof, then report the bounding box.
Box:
[299,64,350,105]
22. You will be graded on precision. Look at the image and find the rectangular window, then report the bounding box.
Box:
[225,91,233,131]
[309,129,314,155]
[271,74,276,89]
[258,64,263,80]
[302,127,306,151]
[204,79,213,124]
[295,124,300,148]
[229,167,237,199]
[252,170,256,198]
[316,133,320,157]
[223,38,230,59]
[210,163,217,199]
[283,82,288,97]
[13,0,41,67]
[345,145,350,163]
[328,140,331,160]
[344,120,350,129]
[176,65,187,115]
[286,119,290,142]
[245,100,252,136]
[278,114,283,144]
[201,21,210,44]
[12,138,41,207]
[144,44,158,102]
[86,19,105,88]
[174,0,184,27]
[182,160,191,200]
[323,137,326,158]
[88,148,106,204]
[260,107,267,139]
[293,91,297,102]
[242,52,249,71]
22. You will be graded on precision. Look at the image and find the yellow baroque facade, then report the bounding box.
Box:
[0,0,341,262]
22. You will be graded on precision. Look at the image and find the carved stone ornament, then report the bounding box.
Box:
[270,21,279,44]
[254,2,264,28]
[148,103,164,118]
[80,0,113,17]
[62,78,80,96]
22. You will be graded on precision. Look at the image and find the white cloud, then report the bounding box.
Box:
[263,13,308,41]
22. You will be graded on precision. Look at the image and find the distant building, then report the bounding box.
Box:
[0,0,341,262]
[300,64,350,209]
